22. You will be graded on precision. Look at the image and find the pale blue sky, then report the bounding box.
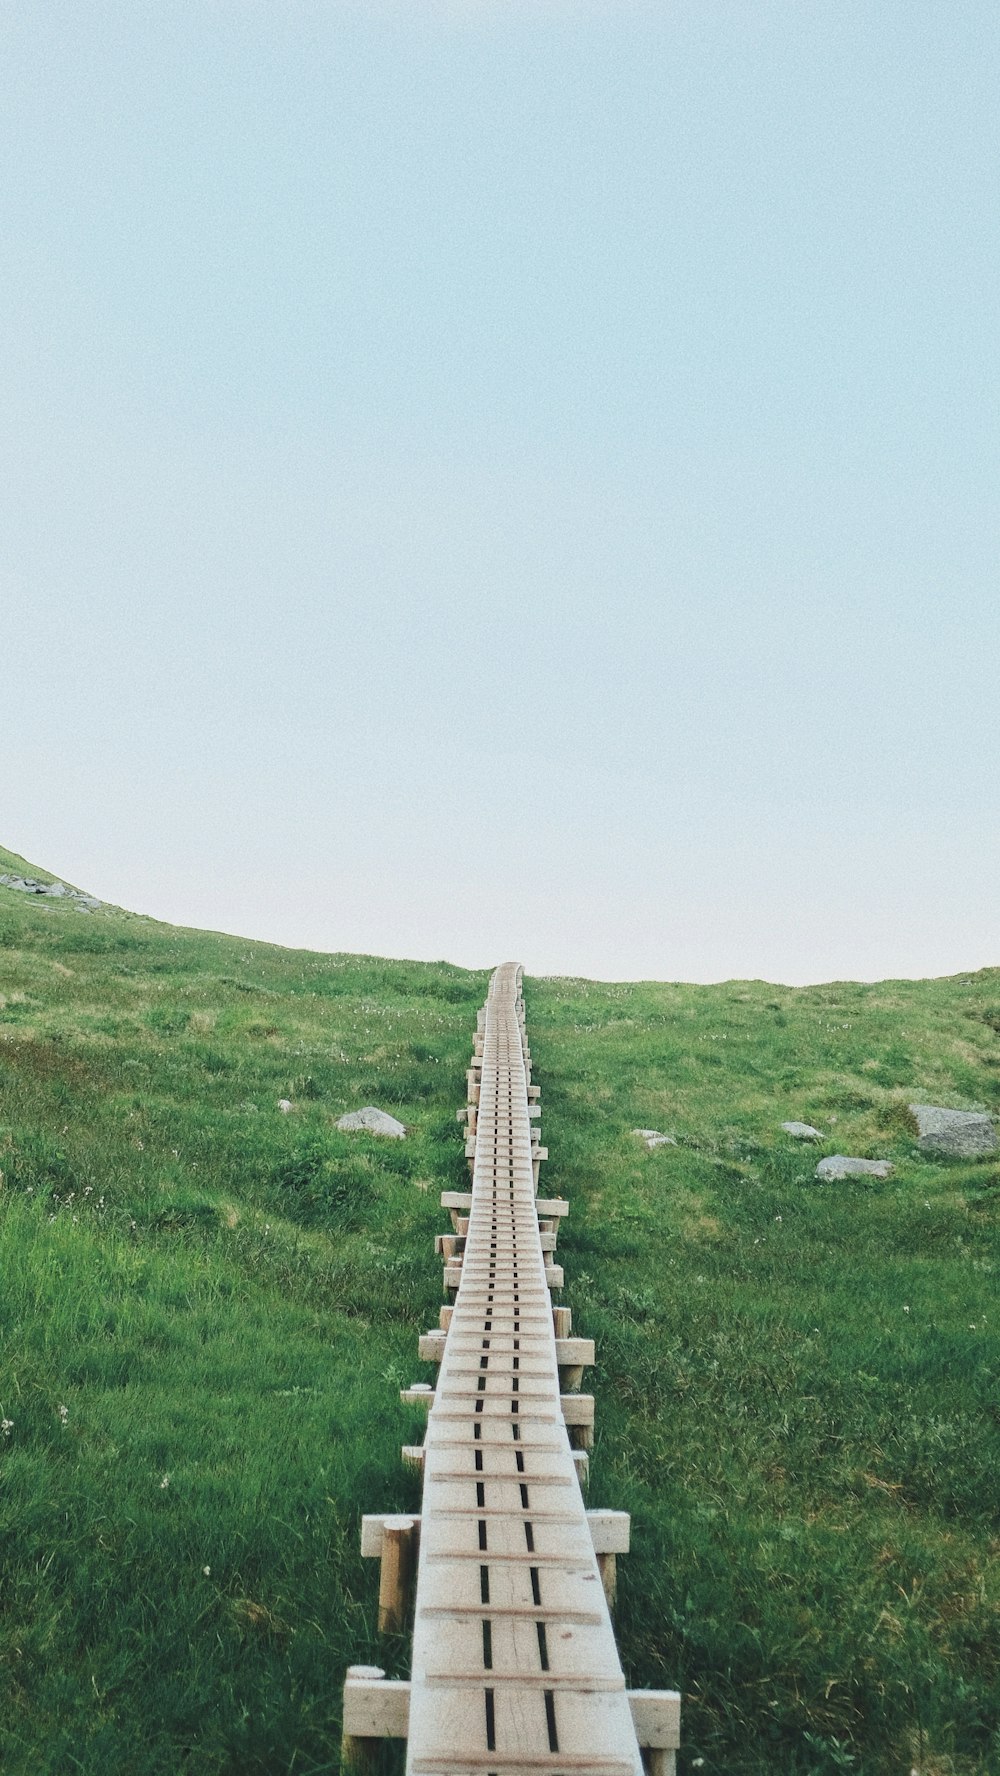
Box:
[2,1,997,981]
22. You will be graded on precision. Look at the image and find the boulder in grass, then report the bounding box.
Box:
[632,1128,677,1150]
[0,874,102,909]
[908,1104,997,1159]
[337,1106,406,1138]
[782,1121,822,1140]
[816,1155,893,1181]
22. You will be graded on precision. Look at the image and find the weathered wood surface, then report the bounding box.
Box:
[405,962,645,1776]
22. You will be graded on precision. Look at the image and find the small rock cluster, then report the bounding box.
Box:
[0,873,101,911]
[631,1098,996,1184]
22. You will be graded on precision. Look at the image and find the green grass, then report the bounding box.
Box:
[1,845,997,1774]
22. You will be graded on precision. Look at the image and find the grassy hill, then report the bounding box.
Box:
[1,846,997,1775]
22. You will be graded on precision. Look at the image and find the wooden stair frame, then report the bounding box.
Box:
[343,963,680,1775]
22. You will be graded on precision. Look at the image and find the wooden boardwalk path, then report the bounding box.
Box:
[344,964,679,1775]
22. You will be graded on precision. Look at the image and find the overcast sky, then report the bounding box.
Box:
[2,2,998,983]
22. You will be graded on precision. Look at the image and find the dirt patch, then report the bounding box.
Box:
[0,1035,108,1092]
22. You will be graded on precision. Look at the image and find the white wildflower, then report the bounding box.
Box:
[160,1473,170,1489]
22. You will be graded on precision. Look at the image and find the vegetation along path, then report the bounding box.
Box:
[0,843,998,1774]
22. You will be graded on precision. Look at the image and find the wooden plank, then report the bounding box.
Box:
[627,1690,682,1750]
[342,1668,410,1737]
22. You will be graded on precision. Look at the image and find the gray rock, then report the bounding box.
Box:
[782,1121,823,1140]
[0,873,101,909]
[632,1128,677,1150]
[337,1106,406,1138]
[815,1155,894,1181]
[1,874,46,893]
[908,1103,997,1158]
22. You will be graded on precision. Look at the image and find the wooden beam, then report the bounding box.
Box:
[341,1675,678,1770]
[535,1196,569,1217]
[341,1666,410,1771]
[363,1509,627,1558]
[628,1690,682,1775]
[440,1190,473,1211]
[399,1384,434,1407]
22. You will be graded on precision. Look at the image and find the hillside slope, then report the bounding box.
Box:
[1,856,997,1775]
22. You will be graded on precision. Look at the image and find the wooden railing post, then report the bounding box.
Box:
[375,1515,418,1634]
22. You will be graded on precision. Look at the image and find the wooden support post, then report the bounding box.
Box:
[342,1667,410,1770]
[375,1516,418,1634]
[401,1444,424,1473]
[553,1304,572,1338]
[400,1384,434,1407]
[434,1233,462,1260]
[561,1392,595,1450]
[341,1666,386,1774]
[440,1190,472,1232]
[438,1305,453,1331]
[628,1691,681,1776]
[597,1550,618,1609]
[556,1335,594,1392]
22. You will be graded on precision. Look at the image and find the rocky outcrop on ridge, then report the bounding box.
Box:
[0,873,101,910]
